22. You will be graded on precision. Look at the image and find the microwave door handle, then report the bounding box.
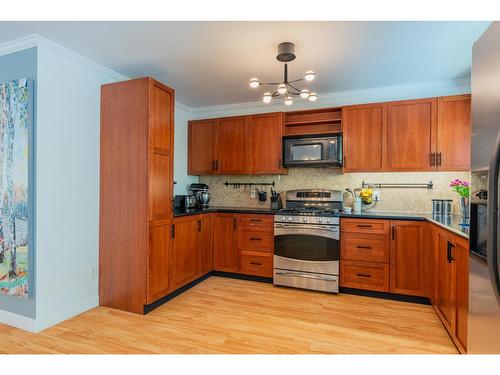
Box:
[487,131,500,305]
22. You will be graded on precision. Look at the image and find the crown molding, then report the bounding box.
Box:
[0,34,128,81]
[189,77,471,118]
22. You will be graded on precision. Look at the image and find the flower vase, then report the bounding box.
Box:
[459,197,469,218]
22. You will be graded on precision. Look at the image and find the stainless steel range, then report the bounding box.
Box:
[273,189,343,293]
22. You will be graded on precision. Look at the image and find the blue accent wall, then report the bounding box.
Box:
[0,47,36,319]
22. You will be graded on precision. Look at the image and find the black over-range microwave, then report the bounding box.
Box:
[283,134,342,168]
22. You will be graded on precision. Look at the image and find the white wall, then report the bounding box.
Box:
[174,104,198,195]
[34,40,126,331]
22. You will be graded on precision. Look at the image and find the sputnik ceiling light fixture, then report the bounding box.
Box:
[249,42,317,106]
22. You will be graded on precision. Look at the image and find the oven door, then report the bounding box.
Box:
[274,223,339,274]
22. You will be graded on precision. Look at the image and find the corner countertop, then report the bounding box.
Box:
[174,207,469,239]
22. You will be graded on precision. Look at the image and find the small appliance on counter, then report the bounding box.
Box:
[189,183,210,208]
[174,195,197,211]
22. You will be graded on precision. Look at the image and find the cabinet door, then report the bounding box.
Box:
[247,112,284,174]
[172,217,199,290]
[390,221,425,296]
[147,223,172,304]
[435,230,455,333]
[149,153,172,220]
[454,238,469,352]
[198,214,213,276]
[216,116,248,174]
[188,120,217,175]
[437,95,471,171]
[149,80,173,152]
[387,98,437,171]
[342,103,387,172]
[212,213,238,272]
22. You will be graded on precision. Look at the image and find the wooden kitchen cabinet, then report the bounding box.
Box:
[188,119,217,175]
[216,116,249,174]
[389,220,426,296]
[387,98,437,171]
[436,95,471,171]
[172,216,200,290]
[198,214,213,275]
[100,77,175,314]
[247,112,284,174]
[433,225,469,353]
[212,213,239,272]
[342,103,387,172]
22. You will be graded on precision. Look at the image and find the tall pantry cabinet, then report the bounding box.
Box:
[100,77,175,314]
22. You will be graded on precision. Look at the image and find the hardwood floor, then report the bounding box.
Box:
[0,277,457,354]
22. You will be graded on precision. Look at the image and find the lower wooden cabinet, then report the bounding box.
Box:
[199,214,213,275]
[390,220,426,296]
[433,225,469,353]
[212,213,239,272]
[340,260,389,292]
[239,250,273,277]
[172,216,200,290]
[147,222,173,304]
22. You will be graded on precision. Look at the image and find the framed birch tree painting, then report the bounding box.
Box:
[0,77,31,298]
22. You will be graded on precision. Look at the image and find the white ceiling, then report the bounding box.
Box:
[0,21,490,107]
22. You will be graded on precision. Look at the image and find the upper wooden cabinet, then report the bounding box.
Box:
[343,95,470,172]
[343,103,387,172]
[188,119,216,175]
[217,116,249,174]
[387,98,437,171]
[247,113,284,174]
[436,95,471,171]
[188,112,284,175]
[100,77,175,314]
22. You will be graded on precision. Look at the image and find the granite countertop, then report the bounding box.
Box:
[173,206,279,217]
[174,207,469,239]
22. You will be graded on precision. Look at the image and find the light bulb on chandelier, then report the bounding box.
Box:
[262,92,272,104]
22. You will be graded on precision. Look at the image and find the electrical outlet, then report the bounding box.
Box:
[250,186,256,198]
[373,190,381,202]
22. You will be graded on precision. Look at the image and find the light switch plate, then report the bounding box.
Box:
[251,186,256,198]
[373,190,381,201]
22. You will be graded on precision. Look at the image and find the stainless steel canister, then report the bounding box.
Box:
[432,199,453,215]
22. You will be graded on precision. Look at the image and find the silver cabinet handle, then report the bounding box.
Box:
[275,271,337,282]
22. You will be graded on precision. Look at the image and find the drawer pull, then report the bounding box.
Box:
[357,224,372,228]
[250,237,263,241]
[356,273,372,278]
[249,219,263,222]
[249,262,262,266]
[356,245,372,249]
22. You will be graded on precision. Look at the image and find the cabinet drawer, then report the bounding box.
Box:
[237,226,274,252]
[341,218,390,234]
[340,260,389,292]
[239,251,273,277]
[341,233,390,263]
[237,214,274,227]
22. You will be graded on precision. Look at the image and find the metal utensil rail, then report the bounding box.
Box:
[361,181,433,189]
[224,181,276,188]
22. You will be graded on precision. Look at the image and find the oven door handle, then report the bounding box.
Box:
[274,223,339,231]
[275,271,337,282]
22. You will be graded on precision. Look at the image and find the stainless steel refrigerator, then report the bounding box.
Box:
[469,21,500,354]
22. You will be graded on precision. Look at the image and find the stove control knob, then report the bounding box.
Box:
[287,216,293,222]
[302,217,308,223]
[317,217,323,223]
[324,218,330,224]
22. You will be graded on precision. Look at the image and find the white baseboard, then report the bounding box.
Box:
[0,295,98,333]
[0,308,37,332]
[34,295,99,332]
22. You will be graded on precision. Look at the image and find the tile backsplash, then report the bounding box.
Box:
[200,169,471,214]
